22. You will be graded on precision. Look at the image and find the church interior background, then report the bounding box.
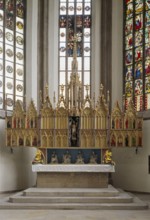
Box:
[0,0,150,195]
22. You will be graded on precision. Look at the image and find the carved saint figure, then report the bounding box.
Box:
[69,117,79,147]
[71,121,77,141]
[89,151,97,164]
[76,151,84,164]
[62,151,71,164]
[50,151,58,164]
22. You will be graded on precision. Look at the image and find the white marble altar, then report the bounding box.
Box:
[32,164,115,188]
[32,164,115,173]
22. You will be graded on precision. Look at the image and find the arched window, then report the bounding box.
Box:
[0,0,25,112]
[59,0,91,98]
[124,0,150,111]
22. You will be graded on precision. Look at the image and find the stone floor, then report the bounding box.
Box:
[0,191,150,220]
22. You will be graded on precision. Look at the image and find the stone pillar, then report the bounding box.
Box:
[37,0,49,101]
[101,0,112,103]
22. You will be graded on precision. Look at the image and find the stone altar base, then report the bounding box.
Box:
[37,172,108,188]
[32,164,115,188]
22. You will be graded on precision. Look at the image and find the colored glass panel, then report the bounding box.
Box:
[135,46,143,61]
[125,50,133,65]
[0,0,25,111]
[125,65,133,81]
[125,18,133,35]
[59,0,91,98]
[6,0,14,29]
[135,61,143,79]
[0,0,3,9]
[135,0,143,14]
[126,3,133,19]
[125,81,133,97]
[135,79,143,95]
[124,0,150,111]
[125,34,133,49]
[135,14,143,31]
[145,59,150,75]
[145,93,150,109]
[145,76,150,93]
[16,0,24,18]
[135,30,143,46]
[146,0,150,10]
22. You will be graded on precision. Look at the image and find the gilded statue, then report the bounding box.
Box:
[32,149,45,164]
[103,150,115,165]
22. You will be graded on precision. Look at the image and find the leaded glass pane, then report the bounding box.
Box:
[135,61,143,79]
[124,0,150,111]
[145,93,150,109]
[84,71,90,85]
[0,11,3,26]
[60,3,66,15]
[125,18,133,35]
[125,34,133,49]
[0,75,3,92]
[146,0,150,10]
[5,65,13,81]
[125,50,133,65]
[59,71,66,85]
[16,0,24,18]
[125,65,133,81]
[126,3,133,19]
[0,0,25,111]
[135,0,143,14]
[59,0,91,97]
[84,2,91,15]
[145,58,150,75]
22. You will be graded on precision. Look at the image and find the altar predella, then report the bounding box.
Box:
[5,36,143,165]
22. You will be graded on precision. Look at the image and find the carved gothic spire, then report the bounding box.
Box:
[71,34,78,74]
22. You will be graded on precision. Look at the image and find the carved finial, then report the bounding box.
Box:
[72,34,78,73]
[53,91,56,104]
[40,90,42,103]
[45,84,48,97]
[24,93,26,111]
[61,84,64,96]
[93,92,95,108]
[73,34,78,58]
[85,84,89,97]
[122,94,125,112]
[100,84,104,97]
[107,90,110,103]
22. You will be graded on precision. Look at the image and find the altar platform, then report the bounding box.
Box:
[32,164,115,188]
[0,185,148,210]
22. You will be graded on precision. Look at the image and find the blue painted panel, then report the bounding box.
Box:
[47,149,101,164]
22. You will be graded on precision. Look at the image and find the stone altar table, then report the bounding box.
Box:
[32,164,115,188]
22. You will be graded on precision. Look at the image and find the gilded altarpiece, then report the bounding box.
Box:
[5,33,143,164]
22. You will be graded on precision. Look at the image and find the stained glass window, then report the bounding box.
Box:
[0,0,25,112]
[59,0,91,98]
[124,0,150,111]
